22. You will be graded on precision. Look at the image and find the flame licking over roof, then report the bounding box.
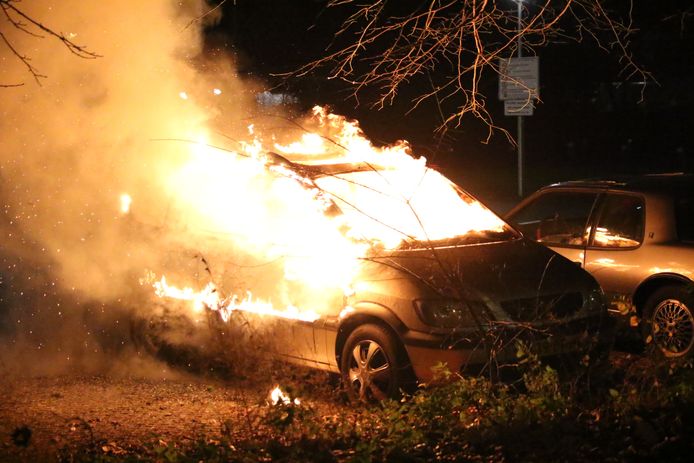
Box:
[145,105,506,322]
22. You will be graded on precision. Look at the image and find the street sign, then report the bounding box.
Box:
[499,56,539,101]
[504,98,534,116]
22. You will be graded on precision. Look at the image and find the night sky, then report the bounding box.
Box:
[205,0,694,207]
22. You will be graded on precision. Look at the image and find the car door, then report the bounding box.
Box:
[506,188,602,267]
[209,249,321,366]
[583,192,646,314]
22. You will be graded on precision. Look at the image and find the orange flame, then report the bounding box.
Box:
[147,107,506,322]
[269,385,300,406]
[152,276,320,323]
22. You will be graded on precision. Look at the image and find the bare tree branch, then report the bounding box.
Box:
[184,0,229,31]
[661,5,693,38]
[1,0,100,86]
[289,0,650,136]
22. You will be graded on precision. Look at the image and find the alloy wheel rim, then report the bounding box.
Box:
[652,298,694,357]
[347,340,392,400]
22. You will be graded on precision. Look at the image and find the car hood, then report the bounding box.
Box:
[355,237,602,323]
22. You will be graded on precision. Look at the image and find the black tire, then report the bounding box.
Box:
[340,324,412,401]
[642,285,694,358]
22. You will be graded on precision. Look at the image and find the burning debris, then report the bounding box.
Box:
[268,385,301,406]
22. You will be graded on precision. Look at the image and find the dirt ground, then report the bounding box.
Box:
[0,370,335,462]
[0,349,655,462]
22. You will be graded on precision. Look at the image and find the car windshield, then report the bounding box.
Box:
[312,167,516,249]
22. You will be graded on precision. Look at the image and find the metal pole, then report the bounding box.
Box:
[516,0,524,198]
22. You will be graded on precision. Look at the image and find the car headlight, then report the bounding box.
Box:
[414,298,476,329]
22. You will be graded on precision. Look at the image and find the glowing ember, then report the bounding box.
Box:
[213,88,222,95]
[178,91,189,100]
[119,193,132,214]
[269,385,300,406]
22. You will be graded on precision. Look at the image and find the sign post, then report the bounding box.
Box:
[498,1,539,197]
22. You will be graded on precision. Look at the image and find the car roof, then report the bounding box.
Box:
[544,172,694,195]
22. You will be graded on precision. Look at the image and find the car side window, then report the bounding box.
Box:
[509,191,598,247]
[591,194,644,248]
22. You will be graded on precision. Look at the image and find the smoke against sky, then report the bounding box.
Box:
[0,0,273,374]
[3,0,205,294]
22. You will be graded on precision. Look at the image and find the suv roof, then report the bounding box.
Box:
[546,173,694,195]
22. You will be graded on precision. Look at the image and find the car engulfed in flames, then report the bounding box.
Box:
[132,107,612,401]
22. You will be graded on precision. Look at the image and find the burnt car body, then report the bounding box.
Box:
[506,173,694,358]
[144,156,612,400]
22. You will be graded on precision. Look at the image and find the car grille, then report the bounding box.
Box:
[501,292,584,321]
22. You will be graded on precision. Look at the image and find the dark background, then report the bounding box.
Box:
[204,0,694,209]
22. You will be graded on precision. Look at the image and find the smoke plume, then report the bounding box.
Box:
[0,0,279,375]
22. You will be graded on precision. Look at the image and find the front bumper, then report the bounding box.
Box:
[402,314,615,382]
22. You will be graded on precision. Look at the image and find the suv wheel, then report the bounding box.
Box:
[643,286,694,358]
[340,324,410,401]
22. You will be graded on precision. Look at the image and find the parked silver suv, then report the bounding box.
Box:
[506,173,694,358]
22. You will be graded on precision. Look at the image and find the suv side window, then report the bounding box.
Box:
[509,191,598,247]
[591,194,644,248]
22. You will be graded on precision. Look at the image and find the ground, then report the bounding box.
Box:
[0,370,336,462]
[0,350,692,462]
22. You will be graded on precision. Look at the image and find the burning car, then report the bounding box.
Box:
[135,109,612,400]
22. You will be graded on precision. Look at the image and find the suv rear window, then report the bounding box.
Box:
[675,196,694,242]
[591,194,644,248]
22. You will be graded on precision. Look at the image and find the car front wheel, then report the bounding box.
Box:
[340,324,411,401]
[643,285,694,358]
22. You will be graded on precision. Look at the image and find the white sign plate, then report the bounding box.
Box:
[504,98,534,116]
[499,56,540,101]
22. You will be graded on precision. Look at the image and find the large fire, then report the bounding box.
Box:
[146,106,505,322]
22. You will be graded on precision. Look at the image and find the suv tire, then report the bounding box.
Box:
[340,324,411,401]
